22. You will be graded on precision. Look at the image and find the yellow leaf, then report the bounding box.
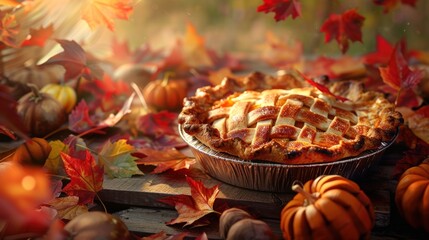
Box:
[0,0,20,7]
[49,196,88,220]
[45,140,69,175]
[98,139,143,178]
[82,0,133,31]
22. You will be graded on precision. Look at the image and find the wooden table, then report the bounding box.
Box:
[99,147,428,239]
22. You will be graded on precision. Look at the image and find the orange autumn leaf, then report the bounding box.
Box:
[60,150,104,205]
[133,147,196,174]
[158,176,220,227]
[0,162,51,220]
[82,0,133,31]
[182,22,213,68]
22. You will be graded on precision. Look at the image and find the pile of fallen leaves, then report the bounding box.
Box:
[0,0,429,239]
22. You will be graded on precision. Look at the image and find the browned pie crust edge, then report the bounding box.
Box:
[178,71,403,164]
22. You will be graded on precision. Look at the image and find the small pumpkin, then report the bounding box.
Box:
[11,138,51,167]
[17,84,67,137]
[280,175,374,240]
[142,73,188,111]
[219,208,275,240]
[40,83,77,113]
[395,159,429,232]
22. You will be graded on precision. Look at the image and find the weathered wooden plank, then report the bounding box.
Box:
[100,164,294,219]
[113,207,283,239]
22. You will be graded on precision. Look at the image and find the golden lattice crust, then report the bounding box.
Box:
[179,71,403,164]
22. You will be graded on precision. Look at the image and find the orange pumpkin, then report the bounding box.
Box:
[395,160,429,232]
[40,83,77,113]
[280,175,374,240]
[142,74,188,111]
[12,137,52,166]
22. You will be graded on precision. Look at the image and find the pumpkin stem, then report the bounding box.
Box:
[27,83,42,101]
[161,72,174,86]
[292,184,318,205]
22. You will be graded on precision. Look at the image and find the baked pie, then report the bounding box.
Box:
[179,71,403,164]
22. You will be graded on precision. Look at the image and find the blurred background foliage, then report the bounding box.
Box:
[115,0,429,57]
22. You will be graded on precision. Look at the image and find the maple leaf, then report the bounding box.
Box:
[60,150,104,205]
[257,0,301,21]
[21,25,54,47]
[380,44,424,89]
[69,94,134,136]
[0,84,28,140]
[363,35,396,65]
[158,176,220,227]
[41,39,103,81]
[80,74,131,112]
[82,0,133,31]
[137,111,179,138]
[48,196,88,220]
[320,9,365,54]
[373,0,417,13]
[182,22,213,68]
[68,100,95,133]
[133,147,196,174]
[0,162,51,220]
[98,139,143,178]
[379,43,425,105]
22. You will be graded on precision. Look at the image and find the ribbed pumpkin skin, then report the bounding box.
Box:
[41,83,77,113]
[12,137,51,166]
[17,91,66,137]
[280,175,374,240]
[395,161,429,232]
[142,79,187,111]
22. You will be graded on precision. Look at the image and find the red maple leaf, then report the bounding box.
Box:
[80,74,131,112]
[320,9,365,54]
[373,0,417,13]
[379,43,425,105]
[60,150,104,204]
[68,94,134,136]
[158,176,220,227]
[363,35,396,65]
[257,0,301,21]
[21,25,54,47]
[137,111,179,138]
[68,100,95,133]
[41,39,103,81]
[133,147,196,173]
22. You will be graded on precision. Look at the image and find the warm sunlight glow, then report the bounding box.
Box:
[21,175,37,191]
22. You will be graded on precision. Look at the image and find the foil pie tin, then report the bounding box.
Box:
[179,125,397,193]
